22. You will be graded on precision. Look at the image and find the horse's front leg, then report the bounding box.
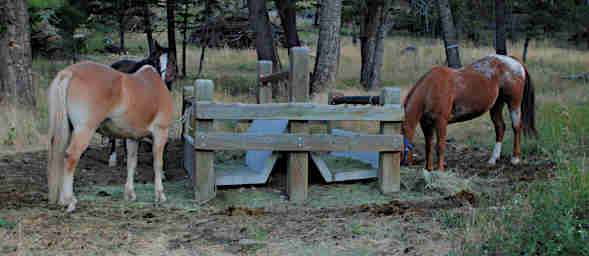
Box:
[152,127,168,204]
[435,119,448,172]
[124,139,139,201]
[420,121,435,171]
[61,127,93,212]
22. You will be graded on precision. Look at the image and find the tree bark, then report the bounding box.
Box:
[248,0,281,71]
[118,0,127,52]
[314,0,321,26]
[167,0,178,87]
[522,36,530,62]
[182,1,189,78]
[143,0,154,53]
[436,0,461,68]
[495,0,507,55]
[275,0,301,49]
[0,0,35,106]
[311,0,342,95]
[359,0,393,90]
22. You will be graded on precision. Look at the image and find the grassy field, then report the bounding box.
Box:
[1,33,588,255]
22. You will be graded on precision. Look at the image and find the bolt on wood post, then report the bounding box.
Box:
[193,79,216,203]
[287,47,310,202]
[327,90,344,134]
[257,60,273,104]
[378,87,401,194]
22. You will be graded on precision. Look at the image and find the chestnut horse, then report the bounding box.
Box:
[107,42,172,167]
[47,52,174,212]
[402,54,537,171]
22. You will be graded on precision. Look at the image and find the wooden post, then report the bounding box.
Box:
[193,80,216,203]
[287,47,310,201]
[378,87,401,194]
[257,60,273,104]
[327,90,344,134]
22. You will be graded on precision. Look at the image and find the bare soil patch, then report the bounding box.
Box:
[0,139,555,255]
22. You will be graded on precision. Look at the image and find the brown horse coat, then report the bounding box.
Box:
[48,61,173,212]
[402,54,536,171]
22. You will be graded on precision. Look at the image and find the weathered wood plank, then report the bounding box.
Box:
[193,80,216,203]
[288,47,310,202]
[378,87,402,194]
[192,132,402,152]
[193,102,403,121]
[257,60,273,104]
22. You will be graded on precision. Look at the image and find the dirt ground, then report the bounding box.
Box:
[0,138,555,256]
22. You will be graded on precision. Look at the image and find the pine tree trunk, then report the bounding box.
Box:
[436,0,461,68]
[522,36,530,62]
[182,2,189,78]
[311,0,342,95]
[495,0,507,55]
[275,0,301,49]
[167,0,178,87]
[360,0,392,90]
[0,0,35,106]
[248,0,281,71]
[144,0,154,53]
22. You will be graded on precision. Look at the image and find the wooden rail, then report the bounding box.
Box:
[188,47,403,203]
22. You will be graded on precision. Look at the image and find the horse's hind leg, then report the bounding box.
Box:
[124,139,139,201]
[508,103,523,165]
[108,138,117,167]
[434,119,448,172]
[152,127,168,204]
[420,120,435,171]
[61,126,94,212]
[488,101,506,166]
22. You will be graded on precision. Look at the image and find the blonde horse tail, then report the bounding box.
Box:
[47,70,72,204]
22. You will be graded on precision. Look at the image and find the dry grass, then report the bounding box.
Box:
[4,35,589,151]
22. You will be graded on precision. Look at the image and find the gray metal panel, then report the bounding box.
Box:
[245,120,288,172]
[328,129,379,168]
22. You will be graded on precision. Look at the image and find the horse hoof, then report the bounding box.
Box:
[511,157,521,165]
[62,197,77,212]
[124,191,136,201]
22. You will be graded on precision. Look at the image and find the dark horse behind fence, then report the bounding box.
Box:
[107,42,175,168]
[401,54,537,172]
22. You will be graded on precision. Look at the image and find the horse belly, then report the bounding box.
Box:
[97,119,150,139]
[449,104,489,123]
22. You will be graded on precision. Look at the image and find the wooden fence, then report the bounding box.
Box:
[186,47,404,203]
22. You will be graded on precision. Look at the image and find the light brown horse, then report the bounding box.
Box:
[402,54,537,171]
[47,55,174,212]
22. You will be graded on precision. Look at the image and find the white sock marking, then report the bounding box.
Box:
[488,142,502,165]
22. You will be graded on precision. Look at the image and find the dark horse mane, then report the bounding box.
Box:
[110,42,172,91]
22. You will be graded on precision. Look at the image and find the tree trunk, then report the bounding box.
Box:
[495,0,507,55]
[314,0,321,26]
[436,0,461,68]
[0,0,35,106]
[118,0,127,52]
[167,0,178,87]
[182,1,189,78]
[359,0,392,90]
[522,36,530,62]
[311,0,342,95]
[248,0,281,71]
[275,0,301,49]
[143,0,154,53]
